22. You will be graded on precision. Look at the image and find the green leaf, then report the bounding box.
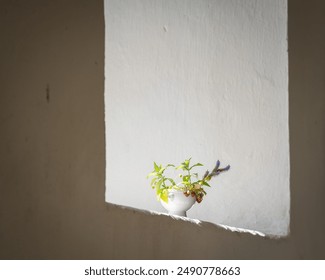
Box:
[166,178,176,186]
[158,167,166,174]
[147,172,157,178]
[155,179,163,193]
[189,163,203,170]
[176,164,185,170]
[182,175,190,182]
[160,189,169,203]
[202,181,211,187]
[182,181,190,186]
[154,162,160,172]
[184,158,191,168]
[156,188,162,199]
[150,177,157,187]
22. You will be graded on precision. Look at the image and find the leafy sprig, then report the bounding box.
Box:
[147,158,230,203]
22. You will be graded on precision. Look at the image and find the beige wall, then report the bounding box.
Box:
[0,0,324,259]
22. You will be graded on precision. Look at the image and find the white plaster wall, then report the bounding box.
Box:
[104,0,289,236]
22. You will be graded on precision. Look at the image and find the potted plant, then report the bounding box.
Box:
[147,158,230,217]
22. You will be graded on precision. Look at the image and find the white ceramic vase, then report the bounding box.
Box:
[160,189,196,217]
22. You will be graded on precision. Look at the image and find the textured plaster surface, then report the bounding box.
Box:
[104,0,289,236]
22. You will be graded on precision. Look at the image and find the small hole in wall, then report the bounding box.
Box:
[104,0,289,237]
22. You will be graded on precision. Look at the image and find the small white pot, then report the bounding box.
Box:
[160,189,196,217]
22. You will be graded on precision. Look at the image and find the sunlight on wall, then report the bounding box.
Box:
[104,0,289,236]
